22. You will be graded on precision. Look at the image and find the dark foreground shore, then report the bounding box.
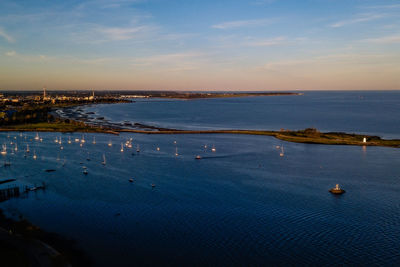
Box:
[0,209,91,267]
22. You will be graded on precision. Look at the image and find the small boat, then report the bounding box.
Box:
[108,140,112,147]
[279,145,284,157]
[151,183,156,188]
[1,144,7,155]
[211,145,216,152]
[195,155,201,160]
[102,154,106,165]
[83,169,88,175]
[329,184,346,194]
[4,160,11,167]
[68,137,72,144]
[54,137,59,143]
[175,147,178,156]
[81,135,85,143]
[120,143,124,152]
[33,150,37,160]
[156,147,160,151]
[14,144,17,152]
[34,132,39,141]
[136,145,140,153]
[92,137,96,144]
[129,178,134,183]
[26,144,30,153]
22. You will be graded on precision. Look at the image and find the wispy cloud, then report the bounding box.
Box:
[5,50,16,56]
[212,18,275,29]
[0,27,14,42]
[97,25,154,41]
[245,36,287,47]
[364,34,400,44]
[362,4,400,9]
[330,13,385,28]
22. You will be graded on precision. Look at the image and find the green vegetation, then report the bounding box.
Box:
[0,122,118,135]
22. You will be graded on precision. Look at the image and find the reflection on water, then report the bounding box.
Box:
[1,131,400,266]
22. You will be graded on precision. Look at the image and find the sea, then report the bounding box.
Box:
[1,91,399,266]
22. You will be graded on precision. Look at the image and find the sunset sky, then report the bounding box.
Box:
[0,0,399,91]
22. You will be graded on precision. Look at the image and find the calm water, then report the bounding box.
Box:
[84,91,400,139]
[1,91,400,266]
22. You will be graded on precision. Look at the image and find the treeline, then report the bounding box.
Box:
[0,106,53,126]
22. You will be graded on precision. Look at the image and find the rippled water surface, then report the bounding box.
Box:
[1,91,400,266]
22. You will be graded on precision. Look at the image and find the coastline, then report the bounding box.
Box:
[0,94,399,148]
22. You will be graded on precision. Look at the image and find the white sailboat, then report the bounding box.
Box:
[175,147,179,156]
[120,143,124,152]
[102,154,106,165]
[136,144,140,153]
[54,137,59,143]
[1,144,7,155]
[68,137,72,144]
[92,137,96,144]
[81,135,85,143]
[34,132,39,141]
[211,145,216,152]
[33,150,37,160]
[108,140,112,147]
[280,145,284,157]
[26,144,30,153]
[14,143,18,152]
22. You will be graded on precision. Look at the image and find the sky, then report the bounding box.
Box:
[0,0,399,91]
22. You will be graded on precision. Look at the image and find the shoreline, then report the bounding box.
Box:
[0,122,399,148]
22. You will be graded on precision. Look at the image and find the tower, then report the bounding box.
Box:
[43,87,46,99]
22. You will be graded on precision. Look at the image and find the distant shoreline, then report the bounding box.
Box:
[0,123,399,148]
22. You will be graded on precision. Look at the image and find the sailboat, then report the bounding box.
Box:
[92,137,96,144]
[108,140,112,147]
[81,135,85,143]
[1,144,7,155]
[26,144,30,153]
[102,154,106,165]
[211,145,216,152]
[279,145,284,157]
[136,145,140,153]
[68,137,72,144]
[14,143,18,152]
[120,143,124,152]
[59,138,63,150]
[34,132,39,141]
[54,137,59,143]
[33,150,37,160]
[175,147,179,157]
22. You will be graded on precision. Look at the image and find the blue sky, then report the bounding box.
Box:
[0,0,399,90]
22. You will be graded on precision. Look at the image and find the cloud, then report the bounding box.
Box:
[5,50,16,56]
[0,27,14,42]
[97,25,155,41]
[330,13,385,28]
[362,4,400,9]
[212,18,274,30]
[364,35,400,44]
[245,36,287,47]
